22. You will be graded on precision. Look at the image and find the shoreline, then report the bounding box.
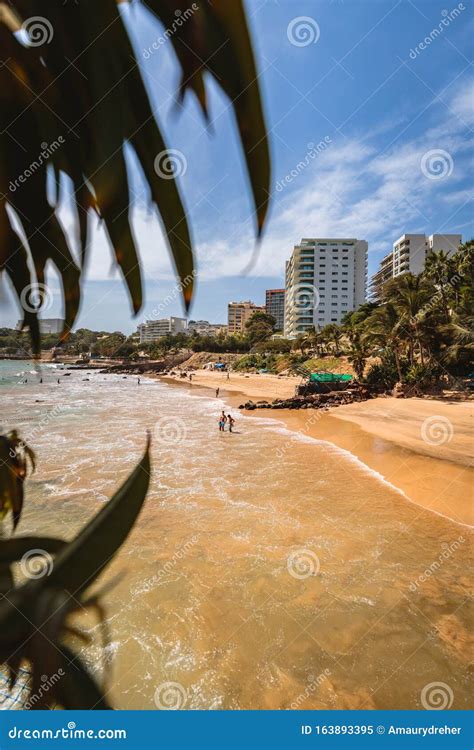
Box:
[157,373,473,527]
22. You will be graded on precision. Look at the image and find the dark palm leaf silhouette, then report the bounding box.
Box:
[0,0,271,351]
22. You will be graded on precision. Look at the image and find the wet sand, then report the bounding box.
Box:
[160,375,474,527]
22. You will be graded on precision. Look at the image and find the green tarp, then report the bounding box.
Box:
[309,372,353,382]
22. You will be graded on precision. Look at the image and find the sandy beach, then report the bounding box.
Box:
[161,370,474,527]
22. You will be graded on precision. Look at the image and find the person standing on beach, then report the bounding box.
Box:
[216,387,220,397]
[138,377,140,385]
[227,414,235,433]
[218,411,227,432]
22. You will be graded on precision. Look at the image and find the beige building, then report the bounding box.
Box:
[284,238,368,338]
[227,301,265,335]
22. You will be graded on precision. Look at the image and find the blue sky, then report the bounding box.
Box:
[3,0,473,332]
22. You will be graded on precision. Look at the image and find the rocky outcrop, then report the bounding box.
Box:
[239,387,374,411]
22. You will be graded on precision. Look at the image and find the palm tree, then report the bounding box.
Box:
[424,250,455,322]
[383,274,433,365]
[363,303,405,382]
[441,314,474,368]
[346,334,370,380]
[321,323,343,355]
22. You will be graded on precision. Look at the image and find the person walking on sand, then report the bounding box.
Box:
[138,377,140,385]
[227,414,235,433]
[216,387,220,397]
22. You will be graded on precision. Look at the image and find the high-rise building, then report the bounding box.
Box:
[227,301,265,335]
[138,317,187,343]
[370,233,462,300]
[368,252,393,301]
[265,289,285,331]
[284,238,368,338]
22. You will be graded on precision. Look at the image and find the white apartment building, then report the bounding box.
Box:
[138,317,187,343]
[371,233,462,299]
[187,320,227,337]
[284,238,368,338]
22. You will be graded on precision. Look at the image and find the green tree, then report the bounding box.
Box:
[245,311,276,344]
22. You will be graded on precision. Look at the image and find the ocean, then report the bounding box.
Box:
[1,361,471,709]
